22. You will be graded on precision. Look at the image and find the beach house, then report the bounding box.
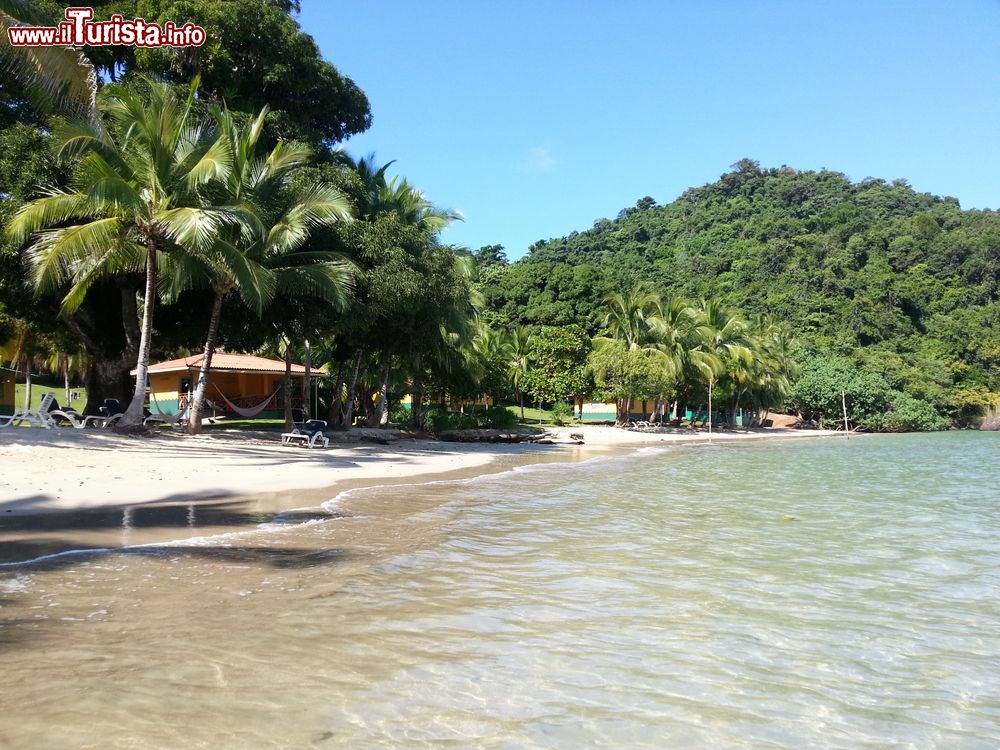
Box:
[138,353,322,418]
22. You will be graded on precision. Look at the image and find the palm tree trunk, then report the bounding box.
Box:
[283,345,293,431]
[63,357,70,405]
[23,359,32,411]
[303,339,312,420]
[518,389,524,421]
[373,358,391,425]
[327,363,345,424]
[412,372,424,428]
[121,243,157,427]
[708,379,714,441]
[340,349,364,428]
[187,289,225,435]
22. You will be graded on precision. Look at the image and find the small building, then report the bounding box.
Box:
[579,399,660,423]
[138,353,322,418]
[0,367,15,414]
[580,400,746,425]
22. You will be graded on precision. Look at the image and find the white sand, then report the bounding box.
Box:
[0,424,831,515]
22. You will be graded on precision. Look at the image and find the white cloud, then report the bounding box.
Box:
[519,144,557,174]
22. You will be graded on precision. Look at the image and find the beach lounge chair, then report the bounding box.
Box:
[95,399,124,427]
[42,394,112,428]
[45,395,82,426]
[281,419,329,448]
[0,392,57,428]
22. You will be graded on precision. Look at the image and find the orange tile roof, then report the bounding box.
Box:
[137,353,325,376]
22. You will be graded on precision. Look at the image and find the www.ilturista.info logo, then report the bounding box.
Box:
[7,7,205,47]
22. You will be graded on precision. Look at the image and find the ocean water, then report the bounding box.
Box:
[1,432,998,749]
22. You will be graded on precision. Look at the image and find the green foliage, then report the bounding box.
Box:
[482,406,518,429]
[871,392,948,432]
[588,340,673,404]
[520,324,592,403]
[423,407,478,433]
[549,401,574,425]
[789,355,948,431]
[387,404,411,425]
[84,0,371,148]
[478,162,1000,429]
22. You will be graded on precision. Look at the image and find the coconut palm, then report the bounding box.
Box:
[734,315,799,428]
[166,105,356,433]
[508,326,533,420]
[45,346,88,405]
[691,299,752,434]
[596,286,663,350]
[8,77,237,426]
[595,288,682,422]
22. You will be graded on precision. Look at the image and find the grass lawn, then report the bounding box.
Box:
[501,404,581,427]
[13,382,87,411]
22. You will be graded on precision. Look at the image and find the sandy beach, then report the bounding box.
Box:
[0,424,830,517]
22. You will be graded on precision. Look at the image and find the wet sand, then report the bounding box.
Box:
[0,425,831,565]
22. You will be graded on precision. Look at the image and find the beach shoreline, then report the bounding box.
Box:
[0,424,834,516]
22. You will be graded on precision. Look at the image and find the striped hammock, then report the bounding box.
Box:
[213,386,281,418]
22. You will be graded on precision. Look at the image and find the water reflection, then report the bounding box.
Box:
[1,433,997,749]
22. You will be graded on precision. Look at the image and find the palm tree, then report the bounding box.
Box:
[8,77,237,426]
[333,157,464,428]
[596,286,663,350]
[692,299,751,435]
[168,105,356,433]
[45,346,88,405]
[595,287,680,423]
[508,326,533,420]
[735,315,799,428]
[0,0,98,124]
[471,324,514,407]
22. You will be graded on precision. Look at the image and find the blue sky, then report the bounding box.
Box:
[300,1,1000,259]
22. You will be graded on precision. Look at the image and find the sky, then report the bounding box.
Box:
[300,1,1000,259]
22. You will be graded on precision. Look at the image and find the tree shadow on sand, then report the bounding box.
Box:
[0,500,347,565]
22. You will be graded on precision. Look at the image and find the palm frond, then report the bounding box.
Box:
[60,240,145,312]
[7,191,96,245]
[25,217,126,294]
[154,207,225,251]
[273,260,356,310]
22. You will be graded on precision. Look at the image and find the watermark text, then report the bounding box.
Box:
[7,7,205,48]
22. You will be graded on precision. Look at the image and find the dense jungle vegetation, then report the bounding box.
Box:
[475,160,1000,428]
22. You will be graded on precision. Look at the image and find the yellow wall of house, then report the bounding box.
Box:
[148,371,287,415]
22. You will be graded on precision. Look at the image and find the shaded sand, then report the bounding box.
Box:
[0,429,507,516]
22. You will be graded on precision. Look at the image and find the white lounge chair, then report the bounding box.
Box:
[282,419,329,448]
[44,394,106,429]
[0,392,57,428]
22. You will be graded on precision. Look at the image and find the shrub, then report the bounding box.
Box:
[550,401,575,425]
[867,392,948,432]
[424,408,479,433]
[482,406,518,429]
[387,404,411,425]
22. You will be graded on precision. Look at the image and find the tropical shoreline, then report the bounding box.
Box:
[0,425,834,517]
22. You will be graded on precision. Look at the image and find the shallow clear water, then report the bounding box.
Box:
[1,433,999,749]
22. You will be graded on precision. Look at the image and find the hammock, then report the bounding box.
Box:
[150,390,186,418]
[213,385,281,418]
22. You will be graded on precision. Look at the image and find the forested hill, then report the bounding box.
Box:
[479,160,1000,422]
